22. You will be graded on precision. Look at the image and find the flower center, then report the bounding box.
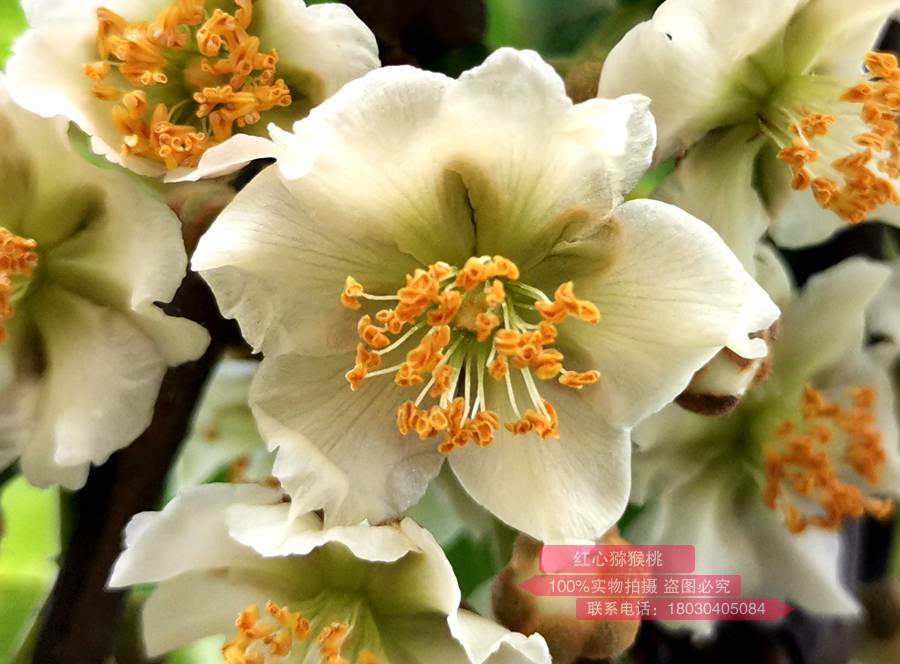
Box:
[222,602,381,664]
[767,51,900,223]
[340,256,601,454]
[762,384,893,534]
[86,0,292,170]
[0,227,38,343]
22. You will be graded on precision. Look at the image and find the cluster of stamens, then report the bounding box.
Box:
[86,0,292,169]
[762,384,893,534]
[222,602,380,664]
[0,228,38,343]
[776,51,900,223]
[341,256,601,454]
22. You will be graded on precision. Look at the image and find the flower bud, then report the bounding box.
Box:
[492,530,639,663]
[676,322,778,416]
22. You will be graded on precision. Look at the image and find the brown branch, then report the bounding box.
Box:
[32,272,235,664]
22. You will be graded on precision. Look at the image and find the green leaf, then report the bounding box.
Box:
[0,0,26,66]
[445,536,500,599]
[486,0,632,57]
[0,476,60,661]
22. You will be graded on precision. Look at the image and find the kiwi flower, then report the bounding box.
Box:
[0,76,208,488]
[109,483,551,663]
[7,0,378,180]
[193,48,779,541]
[630,254,900,632]
[600,0,900,249]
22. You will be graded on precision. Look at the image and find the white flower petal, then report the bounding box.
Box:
[563,199,778,429]
[253,0,379,100]
[654,126,769,270]
[46,168,209,366]
[374,518,463,617]
[250,352,445,526]
[786,0,898,77]
[449,379,630,542]
[768,187,860,248]
[21,0,171,26]
[773,257,891,389]
[598,0,805,159]
[454,610,551,664]
[225,502,417,562]
[868,259,900,348]
[165,135,281,183]
[142,571,284,658]
[742,504,859,616]
[0,75,105,247]
[754,242,795,310]
[108,483,282,587]
[436,49,655,265]
[19,286,170,489]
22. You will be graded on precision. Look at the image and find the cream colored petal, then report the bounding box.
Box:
[249,352,445,527]
[868,259,900,348]
[45,168,209,366]
[0,75,105,247]
[252,0,379,101]
[654,126,769,270]
[785,0,899,77]
[20,286,169,489]
[449,378,630,543]
[768,187,860,249]
[225,502,417,563]
[436,49,656,267]
[165,135,281,183]
[108,483,282,587]
[754,242,796,311]
[561,199,778,429]
[142,571,286,657]
[598,0,805,159]
[773,258,891,390]
[454,610,551,664]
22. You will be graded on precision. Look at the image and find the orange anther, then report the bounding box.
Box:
[559,369,601,389]
[475,312,500,342]
[357,315,389,349]
[763,384,893,533]
[341,276,364,310]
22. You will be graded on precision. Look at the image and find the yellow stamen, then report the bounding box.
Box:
[88,0,292,170]
[505,400,559,440]
[777,51,900,223]
[535,282,601,325]
[341,257,601,451]
[559,369,601,389]
[221,603,379,664]
[762,384,893,534]
[0,228,38,344]
[341,276,364,310]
